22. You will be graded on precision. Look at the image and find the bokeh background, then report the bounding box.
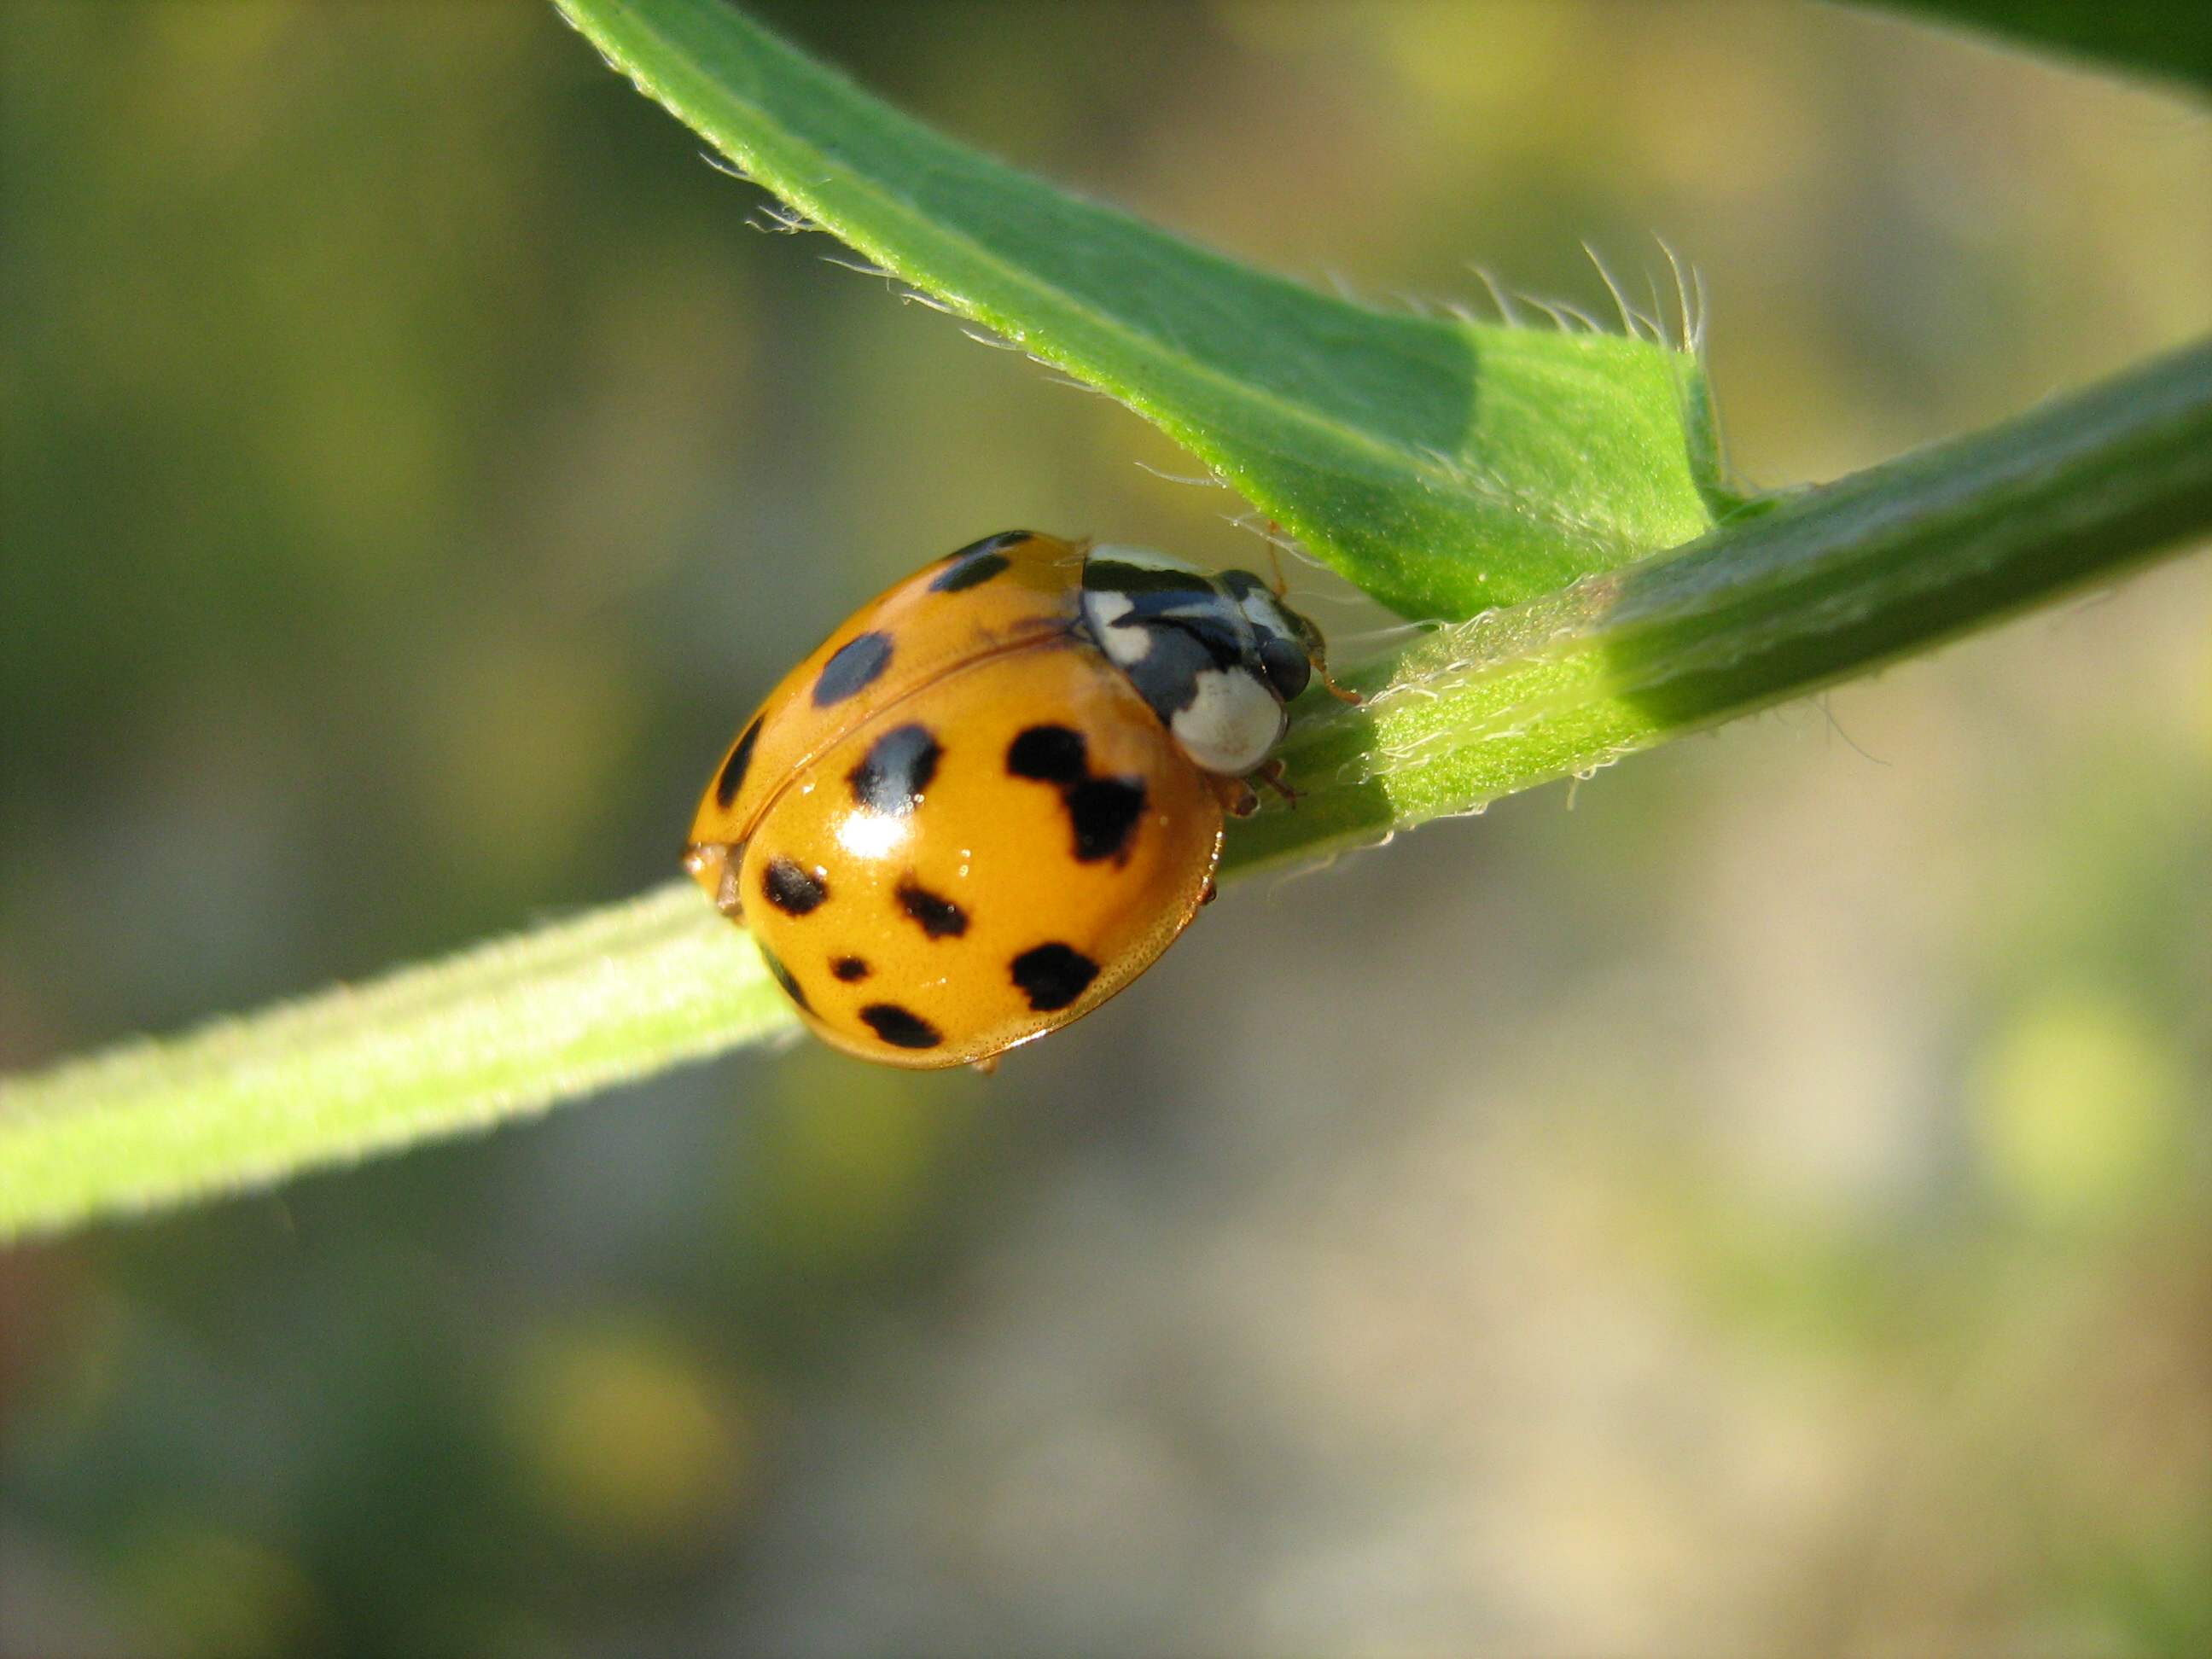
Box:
[4,3,2209,1654]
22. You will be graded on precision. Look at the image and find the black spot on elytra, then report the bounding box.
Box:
[860,1003,941,1050]
[1011,943,1100,1011]
[714,715,762,809]
[1006,725,1146,864]
[930,544,1013,591]
[813,631,894,706]
[932,551,1008,592]
[1067,778,1146,863]
[847,723,941,816]
[896,877,969,939]
[761,856,829,916]
[947,529,1033,562]
[1007,724,1088,784]
[830,955,870,982]
[760,946,810,1011]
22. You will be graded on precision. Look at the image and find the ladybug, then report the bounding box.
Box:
[683,530,1349,1069]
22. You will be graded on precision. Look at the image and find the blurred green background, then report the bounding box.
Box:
[3,3,2209,1654]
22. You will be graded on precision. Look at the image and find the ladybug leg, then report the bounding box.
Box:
[1208,771,1261,818]
[1250,757,1301,809]
[683,842,747,918]
[1201,880,1219,905]
[970,1054,1001,1077]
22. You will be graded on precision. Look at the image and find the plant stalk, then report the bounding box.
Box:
[3,340,2208,1240]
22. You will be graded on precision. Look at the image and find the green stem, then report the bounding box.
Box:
[1230,336,2212,870]
[0,887,790,1238]
[3,341,2207,1241]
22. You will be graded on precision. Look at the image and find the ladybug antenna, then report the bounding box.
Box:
[1313,655,1363,705]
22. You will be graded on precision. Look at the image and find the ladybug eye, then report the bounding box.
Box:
[1257,633,1311,702]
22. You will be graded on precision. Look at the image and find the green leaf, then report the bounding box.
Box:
[1862,1,2212,97]
[556,0,1727,620]
[6,338,2208,1243]
[1226,337,2212,874]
